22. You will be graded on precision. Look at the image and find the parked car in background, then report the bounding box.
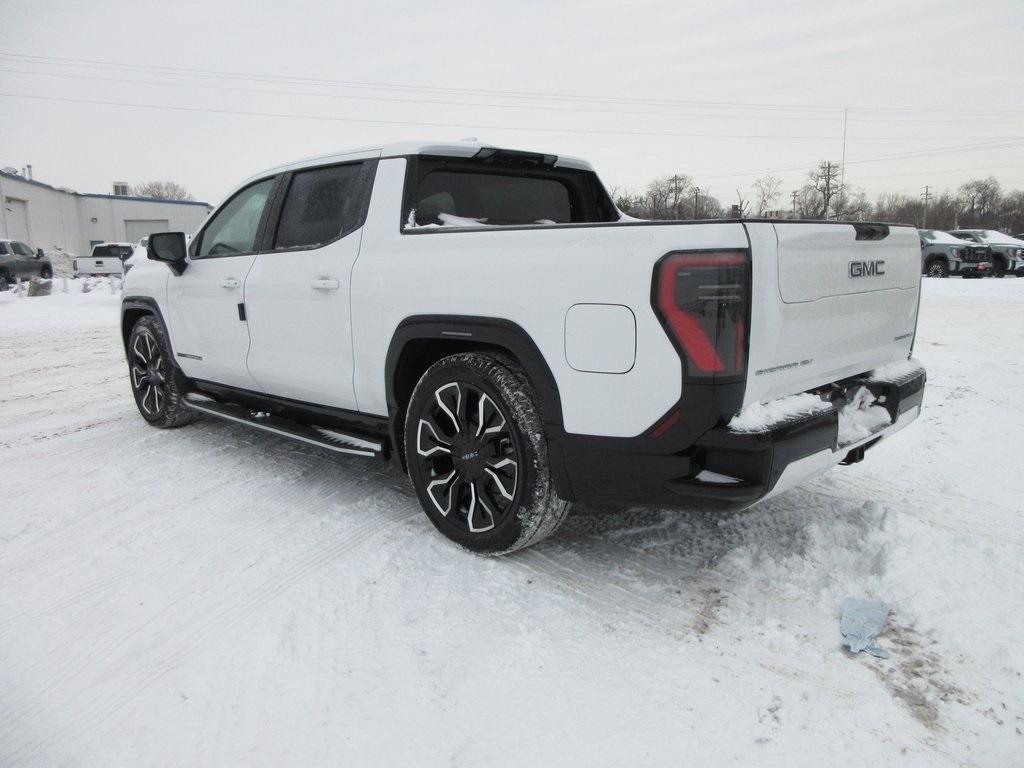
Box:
[947,230,1024,277]
[73,242,134,278]
[0,239,53,289]
[919,229,990,278]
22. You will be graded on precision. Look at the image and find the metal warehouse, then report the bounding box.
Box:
[0,169,211,258]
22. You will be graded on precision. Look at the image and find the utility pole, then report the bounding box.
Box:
[693,186,701,219]
[791,189,799,217]
[920,185,932,228]
[823,161,833,220]
[839,107,848,197]
[669,174,683,219]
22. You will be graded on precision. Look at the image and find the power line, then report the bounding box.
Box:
[8,89,1008,143]
[5,51,1024,117]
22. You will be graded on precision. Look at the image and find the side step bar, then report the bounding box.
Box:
[183,394,382,458]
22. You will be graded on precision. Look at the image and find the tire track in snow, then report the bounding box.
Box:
[0,502,420,766]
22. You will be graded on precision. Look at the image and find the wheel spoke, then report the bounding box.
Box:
[132,335,148,363]
[131,365,147,389]
[467,480,496,532]
[485,458,518,501]
[426,469,458,516]
[417,417,452,457]
[434,382,462,434]
[141,384,155,414]
[475,393,506,437]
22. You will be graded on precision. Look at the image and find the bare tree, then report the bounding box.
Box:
[958,177,1001,227]
[753,175,782,216]
[132,181,195,201]
[807,161,842,219]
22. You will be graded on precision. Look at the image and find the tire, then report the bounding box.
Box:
[40,265,52,279]
[925,259,949,278]
[127,315,196,428]
[0,274,8,292]
[404,352,569,554]
[993,258,1007,278]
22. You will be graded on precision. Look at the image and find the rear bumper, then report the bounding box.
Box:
[555,361,926,512]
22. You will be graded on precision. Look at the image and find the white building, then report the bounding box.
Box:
[0,169,212,257]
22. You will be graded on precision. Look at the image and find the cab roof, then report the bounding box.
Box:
[242,140,595,188]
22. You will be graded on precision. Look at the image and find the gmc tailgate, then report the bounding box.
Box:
[743,222,921,406]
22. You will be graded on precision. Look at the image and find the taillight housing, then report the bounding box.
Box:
[653,250,750,380]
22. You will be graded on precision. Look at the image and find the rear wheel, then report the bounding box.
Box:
[404,352,569,554]
[127,315,195,428]
[0,274,8,292]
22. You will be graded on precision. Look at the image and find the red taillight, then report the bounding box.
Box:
[654,250,750,379]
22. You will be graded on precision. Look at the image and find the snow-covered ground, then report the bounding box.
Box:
[1,278,1022,767]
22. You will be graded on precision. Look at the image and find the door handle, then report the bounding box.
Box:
[221,278,241,289]
[310,278,340,291]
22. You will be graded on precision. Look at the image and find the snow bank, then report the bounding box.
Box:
[728,392,832,432]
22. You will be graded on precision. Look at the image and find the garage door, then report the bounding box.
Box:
[4,198,30,243]
[124,219,169,244]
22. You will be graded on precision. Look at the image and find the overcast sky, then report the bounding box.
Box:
[3,0,1022,208]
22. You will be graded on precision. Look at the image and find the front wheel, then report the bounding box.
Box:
[926,260,949,278]
[993,258,1007,278]
[40,265,53,279]
[127,315,196,428]
[404,352,569,554]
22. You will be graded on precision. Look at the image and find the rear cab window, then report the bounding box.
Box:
[403,153,617,230]
[91,245,134,259]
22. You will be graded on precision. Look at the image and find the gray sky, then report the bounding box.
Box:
[3,0,1023,208]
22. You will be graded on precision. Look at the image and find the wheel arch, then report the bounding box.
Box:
[384,315,571,497]
[120,297,176,361]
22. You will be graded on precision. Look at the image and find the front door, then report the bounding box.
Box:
[165,176,277,390]
[243,157,377,410]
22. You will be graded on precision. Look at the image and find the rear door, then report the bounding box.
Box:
[243,155,378,410]
[744,222,921,405]
[165,176,278,390]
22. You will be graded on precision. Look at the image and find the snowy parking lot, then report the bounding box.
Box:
[1,278,1022,766]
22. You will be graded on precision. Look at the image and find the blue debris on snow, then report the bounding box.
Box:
[841,598,890,659]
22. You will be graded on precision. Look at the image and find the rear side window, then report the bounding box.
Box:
[273,162,370,250]
[405,157,617,229]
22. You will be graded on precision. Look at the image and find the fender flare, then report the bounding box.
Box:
[384,315,573,498]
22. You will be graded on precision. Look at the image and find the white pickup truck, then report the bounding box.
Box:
[122,141,925,554]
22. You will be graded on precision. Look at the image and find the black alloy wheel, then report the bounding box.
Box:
[413,379,520,536]
[404,352,569,554]
[129,325,169,420]
[127,315,195,428]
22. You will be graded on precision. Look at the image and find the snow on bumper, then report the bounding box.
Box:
[670,359,927,509]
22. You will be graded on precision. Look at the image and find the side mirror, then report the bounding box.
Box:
[36,248,45,259]
[147,232,188,275]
